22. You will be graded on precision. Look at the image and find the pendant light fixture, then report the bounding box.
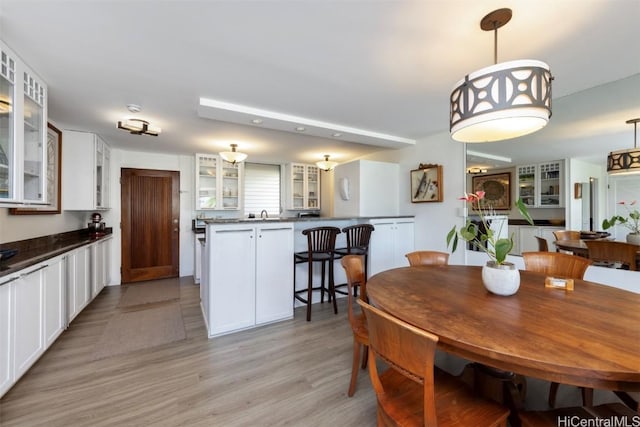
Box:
[607,118,640,175]
[219,143,247,164]
[316,155,338,171]
[450,8,553,143]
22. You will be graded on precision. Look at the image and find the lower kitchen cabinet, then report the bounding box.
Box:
[67,245,91,323]
[0,281,12,397]
[91,237,111,298]
[510,225,563,255]
[369,218,415,275]
[43,256,66,348]
[203,222,294,337]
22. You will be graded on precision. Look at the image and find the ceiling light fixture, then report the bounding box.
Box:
[467,167,488,174]
[450,8,553,143]
[117,118,161,136]
[607,118,640,175]
[251,118,263,124]
[219,143,248,165]
[316,155,338,171]
[295,126,306,132]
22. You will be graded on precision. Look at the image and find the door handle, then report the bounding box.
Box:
[173,219,179,224]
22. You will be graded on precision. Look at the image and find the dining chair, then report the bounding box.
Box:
[358,300,510,426]
[584,240,638,271]
[405,250,450,267]
[522,251,593,408]
[534,236,549,252]
[293,226,341,321]
[340,255,369,397]
[334,224,375,298]
[552,230,581,253]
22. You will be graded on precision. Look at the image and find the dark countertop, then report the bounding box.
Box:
[508,219,565,226]
[193,215,415,232]
[0,229,113,280]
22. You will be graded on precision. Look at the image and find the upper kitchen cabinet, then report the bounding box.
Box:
[62,130,111,210]
[0,40,48,207]
[195,153,243,211]
[286,163,320,210]
[516,160,564,208]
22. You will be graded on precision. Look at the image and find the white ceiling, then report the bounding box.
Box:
[0,0,638,166]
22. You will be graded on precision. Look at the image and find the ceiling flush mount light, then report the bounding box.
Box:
[467,167,488,174]
[219,143,248,164]
[450,8,553,143]
[117,118,161,136]
[607,118,640,175]
[117,104,161,136]
[316,155,338,171]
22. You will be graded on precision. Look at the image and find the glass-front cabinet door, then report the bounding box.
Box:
[221,159,240,209]
[22,70,46,203]
[0,49,15,201]
[196,154,218,210]
[517,165,536,208]
[291,164,305,209]
[306,165,319,209]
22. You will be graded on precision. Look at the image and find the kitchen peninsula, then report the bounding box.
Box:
[199,215,414,337]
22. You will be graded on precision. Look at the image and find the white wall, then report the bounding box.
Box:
[106,148,195,285]
[359,131,467,264]
[567,158,605,230]
[0,208,87,243]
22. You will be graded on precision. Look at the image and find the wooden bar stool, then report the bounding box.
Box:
[334,224,374,297]
[294,226,341,321]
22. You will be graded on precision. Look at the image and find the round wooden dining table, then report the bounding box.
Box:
[366,265,640,392]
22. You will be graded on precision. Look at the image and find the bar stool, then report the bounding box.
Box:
[294,226,341,321]
[334,224,375,297]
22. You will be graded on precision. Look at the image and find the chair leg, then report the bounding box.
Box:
[329,258,338,314]
[582,387,594,407]
[348,339,361,397]
[361,345,368,370]
[320,261,326,303]
[548,382,559,408]
[306,260,313,322]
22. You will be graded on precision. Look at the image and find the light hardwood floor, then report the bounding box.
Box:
[0,278,620,426]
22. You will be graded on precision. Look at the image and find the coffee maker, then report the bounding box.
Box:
[88,212,106,236]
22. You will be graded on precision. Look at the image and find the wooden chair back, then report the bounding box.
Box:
[342,224,375,254]
[358,300,440,426]
[340,255,367,327]
[535,236,549,252]
[584,240,638,271]
[301,226,340,256]
[553,230,580,241]
[405,250,449,267]
[522,251,592,279]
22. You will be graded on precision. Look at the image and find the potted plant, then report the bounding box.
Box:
[447,191,533,295]
[602,200,640,245]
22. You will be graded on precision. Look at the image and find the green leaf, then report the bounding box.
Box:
[493,238,513,264]
[515,198,534,225]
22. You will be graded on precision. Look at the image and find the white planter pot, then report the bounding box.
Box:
[627,233,640,245]
[482,261,520,296]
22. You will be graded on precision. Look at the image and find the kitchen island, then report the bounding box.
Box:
[200,215,414,337]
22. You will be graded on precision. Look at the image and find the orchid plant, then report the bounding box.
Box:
[602,200,640,234]
[446,191,533,265]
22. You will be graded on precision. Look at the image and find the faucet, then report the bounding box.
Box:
[260,209,268,219]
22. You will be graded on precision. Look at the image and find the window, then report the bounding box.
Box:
[243,163,281,217]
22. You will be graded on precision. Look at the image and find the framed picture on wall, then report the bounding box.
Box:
[410,164,443,203]
[471,172,511,210]
[9,122,62,214]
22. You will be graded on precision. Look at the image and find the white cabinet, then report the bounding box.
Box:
[517,161,564,208]
[43,256,66,347]
[203,222,294,337]
[62,130,111,210]
[195,153,243,211]
[511,225,564,255]
[91,237,111,298]
[12,263,45,380]
[67,245,91,322]
[369,218,415,276]
[194,232,204,284]
[0,40,48,207]
[0,278,13,397]
[286,163,320,210]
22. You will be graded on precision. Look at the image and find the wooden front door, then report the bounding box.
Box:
[121,168,180,283]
